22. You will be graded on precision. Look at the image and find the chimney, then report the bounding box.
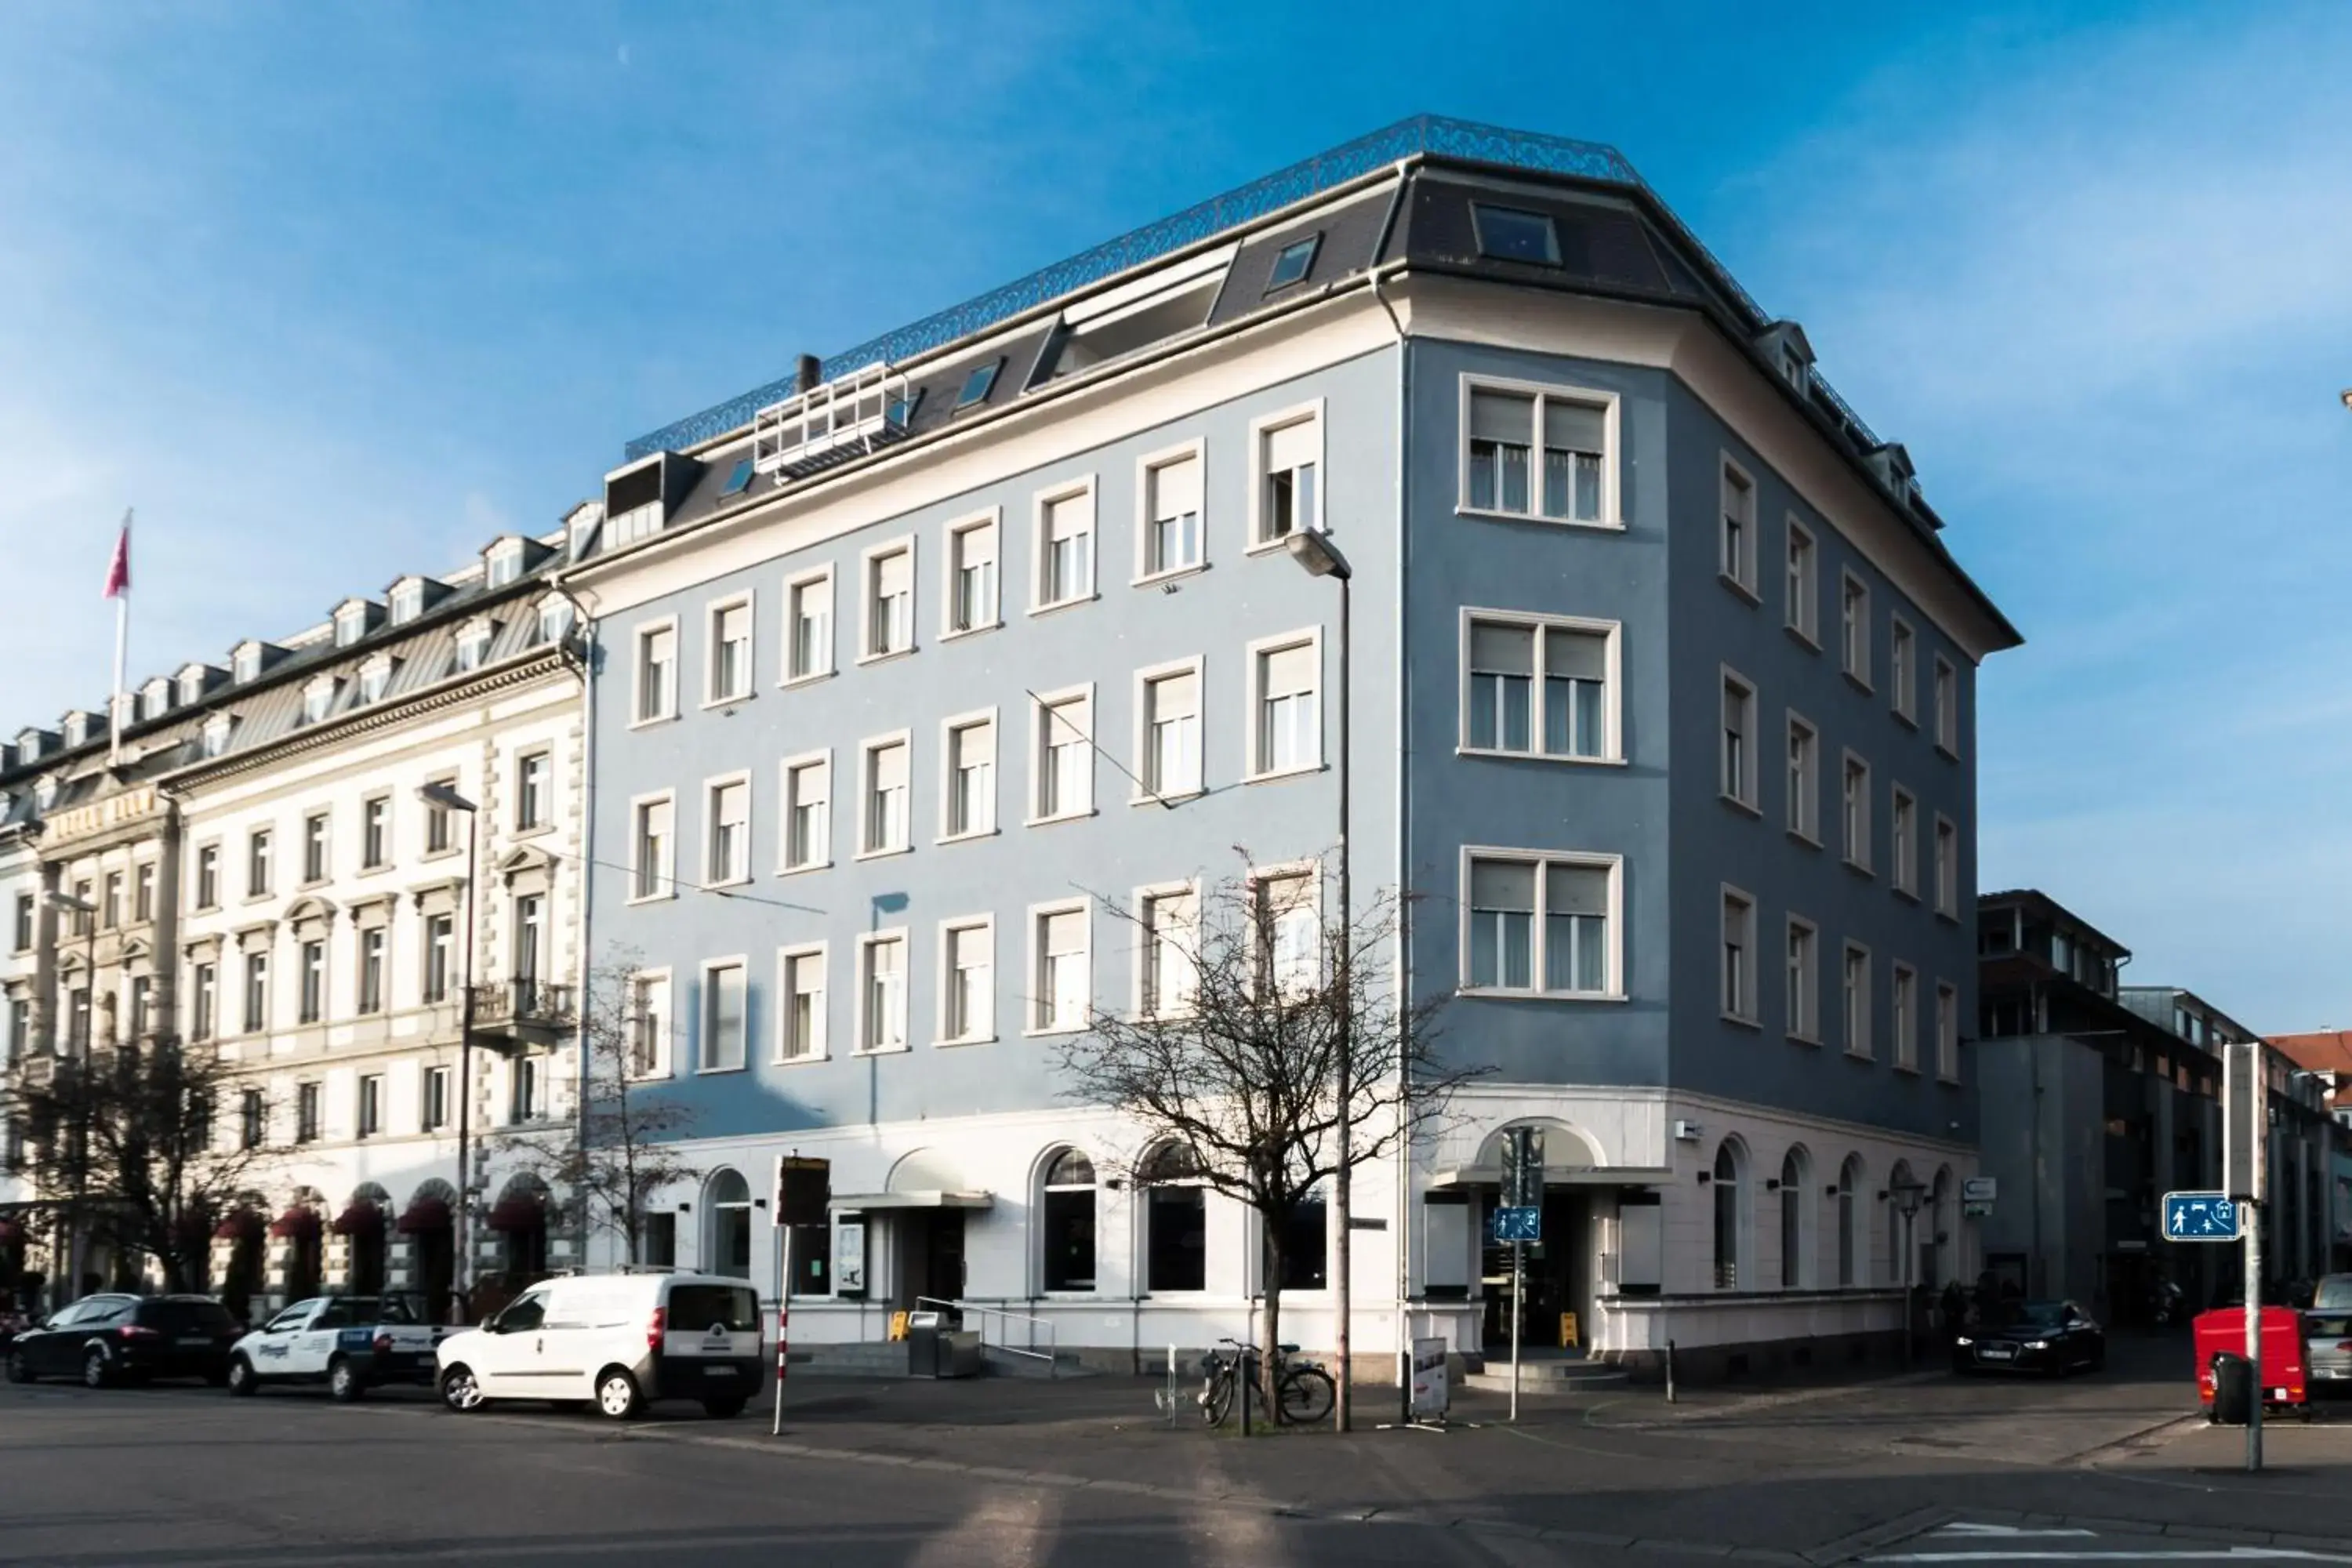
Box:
[796,354,822,394]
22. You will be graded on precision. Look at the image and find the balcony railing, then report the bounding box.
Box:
[468,978,577,1044]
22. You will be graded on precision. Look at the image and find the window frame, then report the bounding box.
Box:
[1933,812,1960,921]
[247,827,274,899]
[1936,979,1962,1083]
[627,789,677,905]
[935,915,996,1047]
[1842,942,1874,1061]
[1025,896,1094,1037]
[774,943,827,1065]
[858,536,918,665]
[1132,877,1203,1019]
[1784,514,1819,648]
[300,811,331,887]
[1840,750,1874,875]
[1455,846,1624,1000]
[938,707,1000,843]
[853,928,911,1056]
[1889,615,1918,726]
[1719,884,1759,1026]
[1933,654,1960,759]
[1131,655,1207,804]
[856,731,915,860]
[1785,710,1820,847]
[1891,961,1919,1074]
[1133,437,1208,584]
[778,748,833,875]
[698,956,750,1075]
[1028,684,1096,826]
[703,592,756,708]
[1455,608,1623,764]
[1453,374,1622,531]
[1469,201,1561,263]
[1839,570,1872,690]
[1718,453,1759,601]
[1785,914,1820,1045]
[782,565,837,686]
[630,615,680,728]
[626,967,673,1080]
[939,507,1004,639]
[514,747,551,832]
[1030,477,1099,614]
[1889,783,1919,900]
[1719,666,1759,814]
[1247,400,1325,551]
[1244,626,1324,782]
[702,770,753,889]
[359,794,390,871]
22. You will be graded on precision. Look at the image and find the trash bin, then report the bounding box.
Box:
[901,1312,982,1378]
[935,1330,982,1378]
[2209,1351,2252,1425]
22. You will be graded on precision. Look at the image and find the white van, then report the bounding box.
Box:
[434,1272,764,1421]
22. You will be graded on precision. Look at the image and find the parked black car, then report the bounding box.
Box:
[5,1294,241,1388]
[1951,1299,2106,1376]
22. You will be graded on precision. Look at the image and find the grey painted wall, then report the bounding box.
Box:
[1976,1033,2105,1303]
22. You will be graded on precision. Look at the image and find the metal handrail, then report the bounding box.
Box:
[912,1296,1057,1374]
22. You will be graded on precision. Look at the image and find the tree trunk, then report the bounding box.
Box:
[1260,1223,1284,1418]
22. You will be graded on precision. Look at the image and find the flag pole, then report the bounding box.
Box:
[107,510,132,768]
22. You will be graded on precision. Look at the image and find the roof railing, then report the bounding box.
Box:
[750,362,913,480]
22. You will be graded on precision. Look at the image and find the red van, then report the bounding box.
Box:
[2193,1306,2307,1414]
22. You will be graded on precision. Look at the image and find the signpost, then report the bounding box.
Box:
[2161,1192,2241,1243]
[771,1155,830,1436]
[2220,1042,2266,1473]
[1494,1127,1543,1422]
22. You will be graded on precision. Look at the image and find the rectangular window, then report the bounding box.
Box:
[1139,887,1197,1018]
[629,972,671,1076]
[358,927,387,1014]
[944,717,996,838]
[1933,655,1959,756]
[1462,383,1608,524]
[195,845,220,909]
[634,622,677,722]
[1786,517,1817,643]
[1842,945,1872,1059]
[942,920,993,1043]
[708,599,752,703]
[510,1057,541,1123]
[1720,888,1756,1022]
[300,813,329,884]
[787,572,833,681]
[1036,487,1094,609]
[129,975,150,1038]
[1256,873,1318,997]
[514,893,545,982]
[298,939,327,1025]
[358,1074,383,1138]
[240,1089,266,1149]
[1934,815,1959,919]
[1252,635,1319,776]
[1892,964,1918,1072]
[1719,458,1757,593]
[1936,981,1961,1082]
[9,891,27,952]
[245,829,272,897]
[862,737,910,855]
[514,750,549,831]
[361,797,390,869]
[1891,786,1918,896]
[1256,412,1320,544]
[7,996,30,1058]
[296,1081,321,1144]
[102,872,122,929]
[779,949,824,1062]
[1139,666,1202,799]
[782,756,830,871]
[191,963,216,1042]
[866,545,913,659]
[69,880,91,938]
[242,952,270,1034]
[1841,572,1871,686]
[133,862,154,924]
[631,797,673,900]
[1033,905,1090,1033]
[1786,714,1819,842]
[1033,693,1092,820]
[946,515,999,633]
[1890,617,1917,723]
[424,779,455,854]
[423,914,455,1004]
[706,776,750,885]
[422,1066,449,1132]
[1463,853,1613,996]
[1464,615,1611,760]
[702,961,746,1072]
[1786,917,1817,1041]
[1142,448,1203,576]
[859,933,907,1053]
[1842,754,1872,872]
[1721,672,1757,808]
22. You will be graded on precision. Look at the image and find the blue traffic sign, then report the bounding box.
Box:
[2163,1191,2241,1243]
[1491,1205,1541,1243]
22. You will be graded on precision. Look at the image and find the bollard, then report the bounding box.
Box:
[1666,1338,1677,1405]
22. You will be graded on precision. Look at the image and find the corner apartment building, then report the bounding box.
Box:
[2265,1030,2352,1272]
[564,115,2020,1377]
[0,525,589,1318]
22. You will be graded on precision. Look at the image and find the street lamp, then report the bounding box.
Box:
[1283,527,1355,1429]
[1890,1175,1927,1369]
[418,780,481,1310]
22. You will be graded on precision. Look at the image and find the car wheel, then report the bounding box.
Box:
[82,1348,111,1390]
[594,1368,643,1421]
[5,1348,34,1385]
[439,1364,485,1414]
[702,1396,747,1419]
[225,1356,258,1397]
[328,1357,364,1403]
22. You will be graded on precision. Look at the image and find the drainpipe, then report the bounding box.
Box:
[546,575,597,1272]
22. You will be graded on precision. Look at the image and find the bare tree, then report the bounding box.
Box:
[490,955,699,1266]
[2,1036,285,1294]
[1054,864,1480,1414]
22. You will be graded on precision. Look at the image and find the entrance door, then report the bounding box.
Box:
[1480,1189,1585,1349]
[896,1210,967,1308]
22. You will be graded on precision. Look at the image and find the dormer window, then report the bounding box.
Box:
[176,668,209,706]
[233,644,263,683]
[301,677,339,725]
[35,777,56,808]
[389,581,424,625]
[486,542,524,589]
[334,603,372,648]
[358,656,397,705]
[14,730,45,762]
[62,713,89,748]
[454,620,495,673]
[201,715,234,759]
[140,678,171,720]
[535,597,574,645]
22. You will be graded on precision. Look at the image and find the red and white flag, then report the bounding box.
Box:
[102,513,132,599]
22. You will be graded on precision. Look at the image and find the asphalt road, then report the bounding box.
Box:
[2,1334,2348,1567]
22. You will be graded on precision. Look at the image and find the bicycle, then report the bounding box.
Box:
[1196,1338,1336,1428]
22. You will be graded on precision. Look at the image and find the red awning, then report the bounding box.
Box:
[331,1203,384,1237]
[213,1209,264,1242]
[267,1207,321,1241]
[484,1197,546,1234]
[395,1197,452,1234]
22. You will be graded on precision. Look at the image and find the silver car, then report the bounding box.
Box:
[2308,1311,2352,1391]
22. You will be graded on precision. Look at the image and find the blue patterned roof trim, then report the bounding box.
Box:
[626,114,1690,460]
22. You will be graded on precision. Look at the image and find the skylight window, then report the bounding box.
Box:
[720,458,755,497]
[1266,234,1320,292]
[1472,204,1561,266]
[956,359,1004,409]
[887,387,925,426]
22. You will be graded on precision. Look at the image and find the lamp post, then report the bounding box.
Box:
[1283,527,1353,1429]
[418,781,481,1310]
[45,889,98,1308]
[1890,1175,1926,1369]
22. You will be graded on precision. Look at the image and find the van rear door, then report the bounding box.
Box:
[659,1283,762,1396]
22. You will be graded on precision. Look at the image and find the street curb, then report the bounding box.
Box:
[2067,1410,2208,1466]
[1584,1369,1950,1431]
[1799,1506,1954,1564]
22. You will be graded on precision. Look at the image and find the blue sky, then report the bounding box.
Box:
[4,2,2348,1027]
